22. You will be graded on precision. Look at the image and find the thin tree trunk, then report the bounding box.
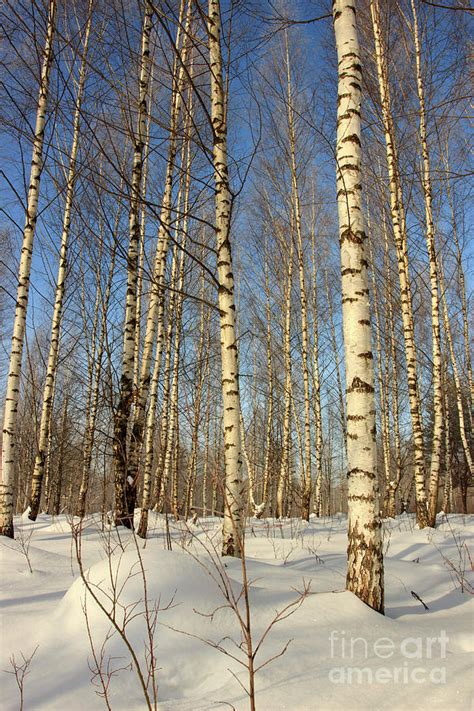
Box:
[441,142,473,430]
[0,0,56,537]
[438,258,474,476]
[408,0,443,527]
[276,236,294,519]
[158,128,191,514]
[384,216,402,518]
[259,243,274,518]
[29,4,93,521]
[334,0,384,613]
[202,347,211,518]
[370,0,428,528]
[325,270,346,451]
[113,0,153,528]
[208,0,244,557]
[367,221,391,515]
[127,0,190,496]
[310,211,324,518]
[133,64,154,393]
[77,208,119,518]
[284,33,312,521]
[442,364,452,513]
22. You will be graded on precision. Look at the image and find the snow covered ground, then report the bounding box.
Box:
[1,512,473,710]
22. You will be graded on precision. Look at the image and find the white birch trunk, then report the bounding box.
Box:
[311,220,324,518]
[127,0,190,491]
[439,258,474,476]
[409,0,443,526]
[0,0,56,537]
[113,0,153,527]
[276,237,294,519]
[284,33,312,520]
[333,0,384,612]
[28,4,93,521]
[208,0,244,557]
[370,0,428,528]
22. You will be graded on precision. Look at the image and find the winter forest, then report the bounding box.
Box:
[0,0,473,709]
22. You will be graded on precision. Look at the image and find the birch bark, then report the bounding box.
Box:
[333,0,384,612]
[29,3,93,520]
[370,0,428,528]
[113,0,153,527]
[1,0,56,537]
[208,0,244,557]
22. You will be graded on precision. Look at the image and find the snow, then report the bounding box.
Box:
[1,513,473,710]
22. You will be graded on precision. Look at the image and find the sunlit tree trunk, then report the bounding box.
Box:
[334,0,384,613]
[113,0,153,527]
[442,364,452,513]
[208,0,244,557]
[441,143,473,431]
[325,270,346,450]
[127,0,189,499]
[276,235,294,519]
[158,124,191,514]
[0,0,56,537]
[28,4,93,521]
[384,216,402,518]
[367,219,391,515]
[408,0,443,527]
[259,243,274,518]
[133,65,153,393]
[311,215,323,517]
[438,258,474,476]
[77,203,119,518]
[370,0,428,528]
[158,244,185,513]
[284,33,312,521]
[202,347,211,518]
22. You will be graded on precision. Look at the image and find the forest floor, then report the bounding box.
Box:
[0,511,473,710]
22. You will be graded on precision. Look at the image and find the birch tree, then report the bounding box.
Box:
[407,0,443,527]
[28,2,93,521]
[208,0,244,557]
[333,0,384,612]
[113,0,153,527]
[127,0,189,503]
[370,0,428,528]
[0,0,56,538]
[284,33,312,521]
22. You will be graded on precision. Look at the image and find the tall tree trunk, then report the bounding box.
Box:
[441,142,473,431]
[259,243,274,518]
[283,33,312,521]
[311,211,324,518]
[158,126,191,514]
[370,0,428,528]
[333,0,384,613]
[29,3,93,521]
[127,0,190,496]
[77,205,119,518]
[113,0,153,528]
[384,215,402,518]
[442,364,452,513]
[208,0,244,557]
[0,0,56,538]
[202,347,211,518]
[276,236,294,519]
[133,64,154,394]
[438,258,474,476]
[409,0,443,527]
[367,220,391,515]
[325,270,346,450]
